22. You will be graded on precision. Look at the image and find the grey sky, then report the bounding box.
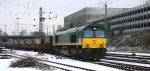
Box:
[0,0,147,35]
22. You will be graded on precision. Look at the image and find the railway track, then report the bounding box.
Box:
[94,60,150,71]
[106,52,150,64]
[0,49,11,59]
[3,48,150,71]
[90,52,150,71]
[105,56,150,64]
[107,52,150,60]
[9,53,95,71]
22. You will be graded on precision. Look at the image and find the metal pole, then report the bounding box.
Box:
[4,25,7,36]
[105,3,109,37]
[39,7,45,54]
[53,24,55,35]
[12,31,14,36]
[39,7,42,54]
[16,18,20,49]
[47,26,48,36]
[14,22,16,36]
[16,18,20,36]
[39,7,43,35]
[26,26,27,34]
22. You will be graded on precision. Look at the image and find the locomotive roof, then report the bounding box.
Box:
[55,25,86,35]
[55,23,105,35]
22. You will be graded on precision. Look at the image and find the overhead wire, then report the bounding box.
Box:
[44,0,85,13]
[1,0,147,22]
[0,0,39,32]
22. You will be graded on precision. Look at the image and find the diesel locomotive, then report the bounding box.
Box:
[0,23,107,60]
[53,23,107,59]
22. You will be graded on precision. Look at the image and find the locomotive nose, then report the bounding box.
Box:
[82,38,106,48]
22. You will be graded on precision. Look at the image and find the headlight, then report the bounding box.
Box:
[86,44,89,47]
[85,44,89,47]
[100,44,103,47]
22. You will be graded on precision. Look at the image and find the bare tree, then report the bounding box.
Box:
[20,30,27,36]
[30,31,45,36]
[56,25,63,32]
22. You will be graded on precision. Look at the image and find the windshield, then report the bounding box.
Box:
[96,31,105,37]
[84,31,93,37]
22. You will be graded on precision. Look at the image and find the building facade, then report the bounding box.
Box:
[64,2,150,37]
[86,2,150,36]
[64,7,126,30]
[109,2,150,36]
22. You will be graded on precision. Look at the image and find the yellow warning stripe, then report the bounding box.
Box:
[53,43,82,46]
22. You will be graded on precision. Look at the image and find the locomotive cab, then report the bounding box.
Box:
[82,27,106,48]
[81,24,107,59]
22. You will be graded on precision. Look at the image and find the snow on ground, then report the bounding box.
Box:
[4,49,123,71]
[0,58,41,71]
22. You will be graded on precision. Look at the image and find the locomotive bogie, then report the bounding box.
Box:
[82,48,107,59]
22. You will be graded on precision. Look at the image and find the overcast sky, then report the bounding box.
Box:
[0,0,147,35]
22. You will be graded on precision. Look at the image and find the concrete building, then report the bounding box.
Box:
[109,2,150,36]
[85,2,150,36]
[64,2,150,37]
[64,7,127,29]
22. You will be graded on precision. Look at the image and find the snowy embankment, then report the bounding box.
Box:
[3,49,123,71]
[108,30,150,53]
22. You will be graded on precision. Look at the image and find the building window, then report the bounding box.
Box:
[148,14,150,18]
[139,17,141,21]
[141,8,144,13]
[138,9,141,13]
[144,8,147,12]
[148,6,150,11]
[148,22,150,27]
[141,16,144,20]
[134,24,137,28]
[144,23,147,27]
[141,24,143,28]
[144,15,147,19]
[70,23,73,28]
[137,24,140,28]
